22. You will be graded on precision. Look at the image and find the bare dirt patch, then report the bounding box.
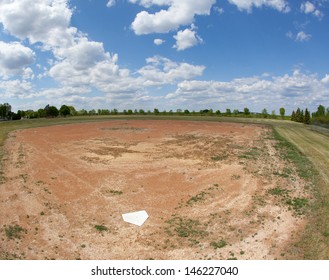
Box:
[0,120,311,259]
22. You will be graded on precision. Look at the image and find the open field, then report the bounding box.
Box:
[0,116,328,259]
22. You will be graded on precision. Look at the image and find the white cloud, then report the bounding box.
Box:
[138,56,205,86]
[286,31,312,42]
[301,1,316,13]
[165,71,329,113]
[0,0,77,49]
[213,6,224,15]
[296,31,312,42]
[0,79,33,98]
[173,26,203,51]
[154,38,165,45]
[106,0,116,8]
[130,0,216,35]
[300,1,323,19]
[321,74,329,84]
[0,41,35,79]
[228,0,290,13]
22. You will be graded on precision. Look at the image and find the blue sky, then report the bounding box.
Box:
[0,0,329,114]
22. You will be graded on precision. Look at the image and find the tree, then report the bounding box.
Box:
[154,108,160,115]
[244,107,250,115]
[261,108,268,118]
[60,105,70,117]
[315,105,326,117]
[295,108,301,122]
[0,103,12,120]
[304,108,311,124]
[226,109,231,116]
[48,106,59,117]
[279,107,285,119]
[271,110,276,119]
[233,109,239,116]
[38,108,46,118]
[291,110,296,121]
[68,106,77,116]
[184,109,190,115]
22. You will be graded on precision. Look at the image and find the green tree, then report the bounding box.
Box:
[226,109,231,116]
[0,103,12,120]
[271,110,276,119]
[184,109,190,115]
[154,108,160,115]
[279,107,285,119]
[60,105,70,117]
[315,105,326,117]
[244,107,250,115]
[38,108,46,118]
[68,106,77,116]
[261,108,268,118]
[48,106,59,117]
[304,108,311,124]
[291,110,296,121]
[233,109,239,116]
[295,108,301,122]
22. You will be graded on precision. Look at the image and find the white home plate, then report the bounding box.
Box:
[122,210,149,226]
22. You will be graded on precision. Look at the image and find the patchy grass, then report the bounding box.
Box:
[211,155,228,161]
[267,187,290,197]
[108,189,123,196]
[186,191,208,206]
[210,239,227,249]
[94,225,108,232]
[165,217,208,239]
[286,197,309,215]
[4,224,27,240]
[272,129,316,181]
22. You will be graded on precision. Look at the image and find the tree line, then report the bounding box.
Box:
[290,105,329,126]
[1,102,329,126]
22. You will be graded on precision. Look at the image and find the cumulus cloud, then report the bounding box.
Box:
[228,0,290,13]
[130,0,215,35]
[0,79,33,98]
[173,25,203,51]
[0,41,35,79]
[0,0,77,49]
[296,31,312,42]
[286,31,312,42]
[300,1,323,19]
[154,38,165,45]
[138,56,205,86]
[165,71,329,112]
[106,0,116,8]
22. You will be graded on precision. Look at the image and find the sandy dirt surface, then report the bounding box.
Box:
[0,120,311,259]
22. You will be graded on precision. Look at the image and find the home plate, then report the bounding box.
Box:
[122,210,149,226]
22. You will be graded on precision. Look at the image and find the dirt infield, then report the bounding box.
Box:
[0,120,311,259]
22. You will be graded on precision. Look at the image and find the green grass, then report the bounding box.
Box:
[4,224,26,240]
[211,155,228,161]
[94,225,108,232]
[165,217,207,239]
[108,189,123,196]
[210,239,227,249]
[186,191,208,206]
[267,187,290,197]
[272,128,316,180]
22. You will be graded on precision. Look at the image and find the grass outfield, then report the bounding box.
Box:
[1,115,329,259]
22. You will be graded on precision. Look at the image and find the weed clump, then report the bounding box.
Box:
[4,224,27,240]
